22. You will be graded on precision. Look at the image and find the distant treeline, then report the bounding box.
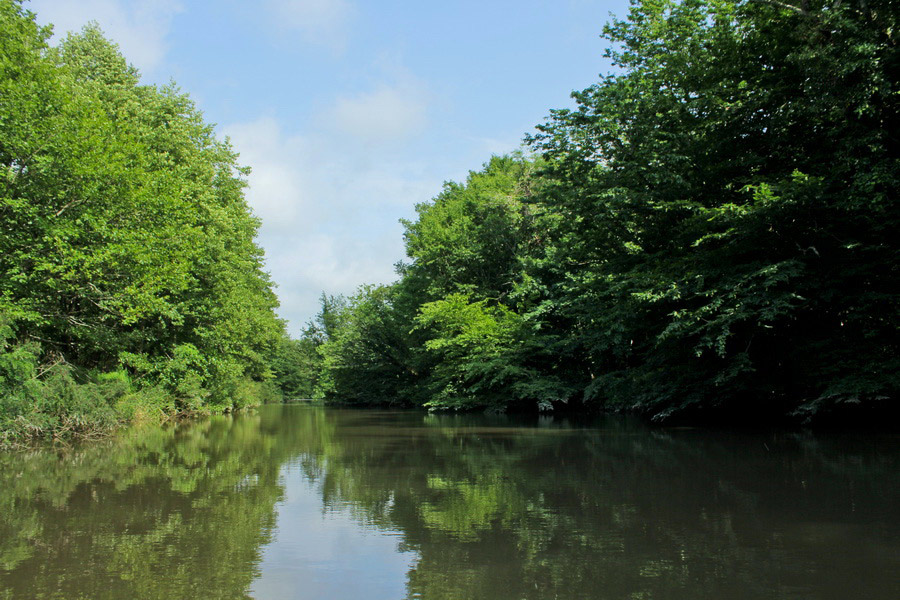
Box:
[1,1,285,446]
[281,0,899,422]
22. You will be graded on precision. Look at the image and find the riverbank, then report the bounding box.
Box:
[7,383,896,452]
[0,369,280,451]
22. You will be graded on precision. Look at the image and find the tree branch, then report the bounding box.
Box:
[54,197,84,217]
[752,0,809,15]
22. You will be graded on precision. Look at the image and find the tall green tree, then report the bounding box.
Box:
[318,284,425,405]
[315,156,578,410]
[1,1,284,442]
[528,0,899,418]
[401,155,538,302]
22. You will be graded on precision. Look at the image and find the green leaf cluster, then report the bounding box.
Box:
[0,1,284,443]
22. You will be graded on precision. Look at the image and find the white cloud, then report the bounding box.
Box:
[29,0,182,75]
[222,115,442,335]
[332,83,428,144]
[266,233,402,329]
[268,0,354,49]
[223,117,316,234]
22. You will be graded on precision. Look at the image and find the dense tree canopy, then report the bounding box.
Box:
[0,0,284,445]
[304,0,898,422]
[527,0,898,419]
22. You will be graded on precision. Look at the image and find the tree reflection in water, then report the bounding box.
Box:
[1,405,898,599]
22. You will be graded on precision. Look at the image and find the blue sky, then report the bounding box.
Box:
[28,0,629,335]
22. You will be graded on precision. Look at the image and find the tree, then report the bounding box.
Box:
[318,284,425,405]
[528,0,899,419]
[1,1,284,442]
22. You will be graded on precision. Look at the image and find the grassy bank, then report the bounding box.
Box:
[0,364,280,450]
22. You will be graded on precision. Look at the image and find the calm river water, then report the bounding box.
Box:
[1,404,898,599]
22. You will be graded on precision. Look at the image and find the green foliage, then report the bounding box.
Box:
[271,335,318,399]
[270,294,350,400]
[305,154,579,412]
[401,154,539,300]
[0,1,284,444]
[307,0,898,422]
[524,0,899,419]
[415,294,571,411]
[318,285,425,405]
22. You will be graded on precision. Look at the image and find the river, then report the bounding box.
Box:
[1,404,898,599]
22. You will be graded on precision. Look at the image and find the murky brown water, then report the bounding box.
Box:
[1,404,898,599]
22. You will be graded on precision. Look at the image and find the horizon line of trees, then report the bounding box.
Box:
[282,0,898,423]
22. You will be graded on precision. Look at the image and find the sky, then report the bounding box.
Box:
[27,0,629,336]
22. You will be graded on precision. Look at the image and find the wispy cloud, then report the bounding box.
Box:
[267,0,355,50]
[29,0,183,75]
[222,117,316,235]
[332,82,428,144]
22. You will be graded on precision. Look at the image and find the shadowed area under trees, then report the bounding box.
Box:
[0,1,285,447]
[293,0,899,423]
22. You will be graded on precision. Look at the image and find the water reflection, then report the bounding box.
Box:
[0,409,313,599]
[1,405,898,599]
